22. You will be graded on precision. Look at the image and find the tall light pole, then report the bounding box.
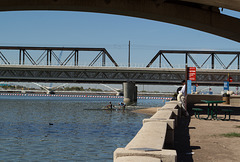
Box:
[185,53,188,110]
[128,40,130,67]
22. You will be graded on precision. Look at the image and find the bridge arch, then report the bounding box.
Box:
[0,0,240,42]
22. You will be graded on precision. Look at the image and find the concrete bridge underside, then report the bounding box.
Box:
[0,0,240,42]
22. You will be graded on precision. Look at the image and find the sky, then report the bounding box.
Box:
[0,9,240,92]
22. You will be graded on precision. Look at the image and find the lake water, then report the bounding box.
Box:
[0,94,167,161]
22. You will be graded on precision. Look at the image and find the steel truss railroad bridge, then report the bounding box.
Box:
[0,46,240,86]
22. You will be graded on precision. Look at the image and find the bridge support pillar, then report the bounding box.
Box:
[123,82,137,105]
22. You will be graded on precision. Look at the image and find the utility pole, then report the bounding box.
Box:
[128,40,130,67]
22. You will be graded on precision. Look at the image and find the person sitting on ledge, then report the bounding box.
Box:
[177,80,189,116]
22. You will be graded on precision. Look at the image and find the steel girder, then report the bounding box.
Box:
[0,65,239,86]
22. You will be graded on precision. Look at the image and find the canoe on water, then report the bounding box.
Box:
[84,106,126,111]
[84,108,118,111]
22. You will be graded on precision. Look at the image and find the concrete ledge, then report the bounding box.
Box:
[159,108,179,122]
[115,156,161,162]
[160,102,181,120]
[151,110,173,119]
[165,101,182,108]
[114,101,181,162]
[142,118,175,149]
[163,102,180,108]
[125,122,167,150]
[143,118,175,130]
[165,101,181,105]
[161,104,179,110]
[114,148,177,162]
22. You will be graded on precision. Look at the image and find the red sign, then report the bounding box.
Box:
[228,76,233,82]
[188,67,196,81]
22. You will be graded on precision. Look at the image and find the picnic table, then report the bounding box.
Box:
[201,100,226,120]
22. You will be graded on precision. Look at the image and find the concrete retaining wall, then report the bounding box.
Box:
[187,94,222,109]
[187,94,240,107]
[113,101,182,162]
[230,95,240,106]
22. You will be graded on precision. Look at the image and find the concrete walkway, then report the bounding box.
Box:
[188,104,240,162]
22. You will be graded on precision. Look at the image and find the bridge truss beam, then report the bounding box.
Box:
[0,46,118,67]
[0,65,240,86]
[147,50,240,69]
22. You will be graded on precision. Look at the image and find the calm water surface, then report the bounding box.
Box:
[0,94,166,161]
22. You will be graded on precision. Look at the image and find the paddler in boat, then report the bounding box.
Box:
[106,102,113,110]
[119,102,126,110]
